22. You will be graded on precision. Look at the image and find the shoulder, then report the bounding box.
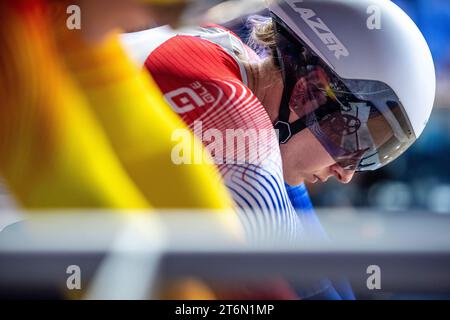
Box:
[145,34,244,86]
[145,33,255,120]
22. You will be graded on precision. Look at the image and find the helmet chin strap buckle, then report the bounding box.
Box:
[274,121,292,144]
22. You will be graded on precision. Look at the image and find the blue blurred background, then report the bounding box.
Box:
[310,0,450,214]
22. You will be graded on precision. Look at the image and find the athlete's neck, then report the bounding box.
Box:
[243,58,306,186]
[243,59,284,124]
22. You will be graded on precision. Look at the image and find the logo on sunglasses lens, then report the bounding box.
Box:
[329,114,361,136]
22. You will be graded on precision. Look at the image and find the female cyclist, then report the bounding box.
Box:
[124,0,435,298]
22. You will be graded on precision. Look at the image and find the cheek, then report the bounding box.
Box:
[285,129,336,172]
[299,149,335,173]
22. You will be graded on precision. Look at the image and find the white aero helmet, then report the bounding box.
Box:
[269,0,436,171]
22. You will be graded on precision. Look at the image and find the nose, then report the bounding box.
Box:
[331,164,355,184]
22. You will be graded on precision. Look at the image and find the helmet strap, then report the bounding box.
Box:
[271,15,335,144]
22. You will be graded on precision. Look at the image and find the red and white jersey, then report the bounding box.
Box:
[124,26,304,240]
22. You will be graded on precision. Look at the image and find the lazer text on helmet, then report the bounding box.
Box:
[287,0,349,59]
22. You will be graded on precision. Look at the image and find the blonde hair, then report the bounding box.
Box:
[251,19,276,49]
[245,15,277,58]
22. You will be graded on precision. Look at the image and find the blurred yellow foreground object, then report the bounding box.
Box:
[51,1,233,209]
[0,0,235,212]
[0,0,148,208]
